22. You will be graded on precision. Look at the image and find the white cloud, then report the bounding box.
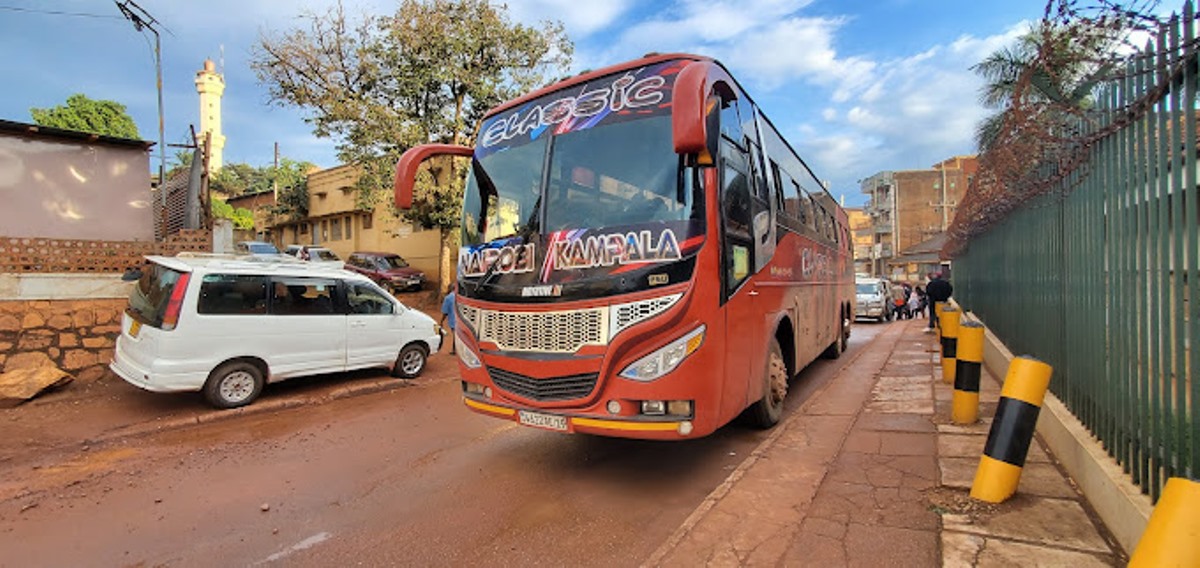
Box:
[501,0,635,36]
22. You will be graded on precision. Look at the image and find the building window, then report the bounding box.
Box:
[321,220,329,242]
[331,218,342,241]
[345,216,353,239]
[299,223,309,235]
[363,212,373,230]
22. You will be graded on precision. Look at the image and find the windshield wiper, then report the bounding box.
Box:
[474,193,541,295]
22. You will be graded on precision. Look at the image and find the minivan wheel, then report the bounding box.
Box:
[203,361,264,409]
[392,344,428,378]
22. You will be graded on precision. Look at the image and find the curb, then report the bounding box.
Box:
[85,377,411,446]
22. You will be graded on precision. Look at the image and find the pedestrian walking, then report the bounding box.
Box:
[439,289,457,354]
[925,272,953,329]
[907,285,923,319]
[890,282,908,320]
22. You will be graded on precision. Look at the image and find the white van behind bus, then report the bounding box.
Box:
[110,254,441,408]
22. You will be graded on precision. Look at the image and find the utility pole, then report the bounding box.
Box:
[115,0,167,239]
[273,141,280,199]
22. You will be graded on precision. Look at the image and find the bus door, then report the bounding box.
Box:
[719,138,761,415]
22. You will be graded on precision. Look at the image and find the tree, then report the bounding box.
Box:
[30,93,141,139]
[251,0,572,293]
[211,198,255,230]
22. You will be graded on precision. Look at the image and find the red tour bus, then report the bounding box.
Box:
[395,53,853,440]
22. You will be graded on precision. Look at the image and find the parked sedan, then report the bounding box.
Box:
[344,252,426,293]
[284,245,345,269]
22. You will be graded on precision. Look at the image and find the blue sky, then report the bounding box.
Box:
[0,0,1056,207]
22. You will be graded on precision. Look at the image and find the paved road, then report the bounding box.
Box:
[0,323,887,566]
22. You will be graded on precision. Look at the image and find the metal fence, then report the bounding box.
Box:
[954,6,1198,501]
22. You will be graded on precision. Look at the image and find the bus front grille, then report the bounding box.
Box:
[489,368,599,401]
[479,308,607,353]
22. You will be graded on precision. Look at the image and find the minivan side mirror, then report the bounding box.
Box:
[122,267,143,282]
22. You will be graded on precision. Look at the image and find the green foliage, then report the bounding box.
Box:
[211,198,255,230]
[251,0,572,233]
[30,94,140,139]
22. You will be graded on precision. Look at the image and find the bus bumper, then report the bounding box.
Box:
[462,396,700,440]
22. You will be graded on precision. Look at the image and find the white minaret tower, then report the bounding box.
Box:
[194,58,226,173]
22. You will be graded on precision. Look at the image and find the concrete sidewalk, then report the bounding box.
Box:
[645,318,1124,567]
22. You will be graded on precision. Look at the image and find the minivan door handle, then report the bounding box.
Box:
[350,321,366,328]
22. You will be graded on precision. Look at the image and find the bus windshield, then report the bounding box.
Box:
[462,115,694,244]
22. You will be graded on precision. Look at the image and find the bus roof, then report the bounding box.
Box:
[482,51,843,209]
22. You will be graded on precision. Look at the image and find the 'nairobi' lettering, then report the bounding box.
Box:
[460,243,536,277]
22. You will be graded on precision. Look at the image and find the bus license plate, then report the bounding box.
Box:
[129,320,141,338]
[518,410,568,432]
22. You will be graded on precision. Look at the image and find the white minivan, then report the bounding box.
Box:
[110,254,442,408]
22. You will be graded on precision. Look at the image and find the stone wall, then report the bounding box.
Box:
[0,299,126,383]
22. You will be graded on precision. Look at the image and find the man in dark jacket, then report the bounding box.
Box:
[925,272,953,330]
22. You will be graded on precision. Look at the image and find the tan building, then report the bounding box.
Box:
[226,191,276,242]
[860,155,976,282]
[845,207,873,276]
[270,164,442,279]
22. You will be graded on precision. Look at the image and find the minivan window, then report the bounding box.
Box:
[271,278,338,315]
[856,283,875,294]
[198,275,268,315]
[128,263,184,328]
[347,283,395,315]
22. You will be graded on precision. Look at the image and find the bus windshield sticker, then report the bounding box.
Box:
[477,60,688,157]
[541,228,682,277]
[460,242,537,278]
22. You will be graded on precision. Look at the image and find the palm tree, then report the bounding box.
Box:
[972,22,1112,151]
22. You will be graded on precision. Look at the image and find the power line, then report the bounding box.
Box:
[0,5,123,19]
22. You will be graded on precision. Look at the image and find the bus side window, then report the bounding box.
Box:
[720,96,744,144]
[801,196,816,231]
[771,161,784,212]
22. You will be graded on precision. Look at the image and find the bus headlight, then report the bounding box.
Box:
[619,325,705,382]
[457,337,482,369]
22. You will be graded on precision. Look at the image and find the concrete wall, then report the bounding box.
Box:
[0,135,153,241]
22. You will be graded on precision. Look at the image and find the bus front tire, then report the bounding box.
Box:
[748,341,787,429]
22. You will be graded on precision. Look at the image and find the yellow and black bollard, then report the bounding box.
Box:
[938,306,960,385]
[952,321,985,425]
[970,356,1053,503]
[1128,477,1200,567]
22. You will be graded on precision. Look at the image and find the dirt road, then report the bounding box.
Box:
[0,325,883,566]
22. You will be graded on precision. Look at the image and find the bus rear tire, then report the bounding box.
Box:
[822,313,847,359]
[748,341,787,429]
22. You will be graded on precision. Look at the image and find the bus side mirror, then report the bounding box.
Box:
[394,144,475,209]
[672,61,733,168]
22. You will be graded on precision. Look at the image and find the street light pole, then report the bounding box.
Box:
[115,0,166,238]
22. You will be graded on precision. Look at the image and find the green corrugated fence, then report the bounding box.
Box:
[954,5,1198,501]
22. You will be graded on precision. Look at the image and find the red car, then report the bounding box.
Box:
[344,252,427,293]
